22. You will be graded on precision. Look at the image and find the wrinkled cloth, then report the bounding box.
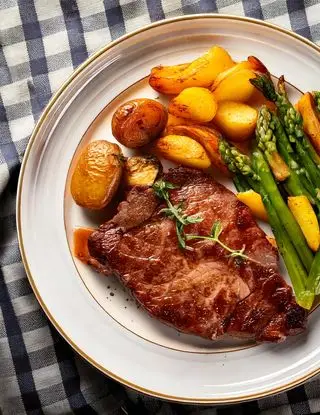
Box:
[1,1,320,414]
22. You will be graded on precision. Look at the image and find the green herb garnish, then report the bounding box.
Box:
[153,180,252,261]
[185,221,250,261]
[153,180,203,249]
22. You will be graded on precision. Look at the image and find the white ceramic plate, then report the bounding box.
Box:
[17,15,320,403]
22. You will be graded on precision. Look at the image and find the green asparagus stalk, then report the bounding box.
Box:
[219,140,314,308]
[271,112,320,209]
[256,106,290,181]
[233,174,251,192]
[252,148,314,270]
[218,139,260,182]
[277,77,320,166]
[252,148,314,272]
[260,190,314,309]
[308,250,320,295]
[250,74,320,187]
[257,106,317,207]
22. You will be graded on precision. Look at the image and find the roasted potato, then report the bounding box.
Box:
[166,124,229,175]
[124,156,162,187]
[237,190,268,222]
[168,87,217,123]
[149,46,234,95]
[211,56,268,91]
[297,92,320,154]
[71,140,122,209]
[288,195,320,252]
[166,113,196,129]
[154,135,211,169]
[213,101,258,142]
[112,98,168,148]
[212,69,256,102]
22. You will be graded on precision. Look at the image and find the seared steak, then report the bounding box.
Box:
[88,167,307,342]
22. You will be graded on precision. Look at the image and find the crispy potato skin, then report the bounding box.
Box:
[168,87,217,123]
[112,98,168,148]
[149,46,234,95]
[166,124,229,175]
[297,92,320,154]
[154,134,211,169]
[124,156,162,187]
[213,101,258,142]
[71,140,122,209]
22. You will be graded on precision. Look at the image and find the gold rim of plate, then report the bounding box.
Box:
[16,14,320,404]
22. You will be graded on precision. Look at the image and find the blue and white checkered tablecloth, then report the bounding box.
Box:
[2,1,320,414]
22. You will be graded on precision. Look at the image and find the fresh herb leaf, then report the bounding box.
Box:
[186,220,253,262]
[211,221,222,239]
[153,179,203,249]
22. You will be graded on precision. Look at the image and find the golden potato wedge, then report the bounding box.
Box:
[211,56,268,92]
[71,140,122,209]
[166,124,229,175]
[214,101,258,142]
[288,195,320,252]
[154,135,211,169]
[237,190,268,222]
[212,69,256,102]
[168,87,217,123]
[149,46,234,95]
[124,156,162,187]
[297,92,320,154]
[112,98,168,148]
[212,61,254,91]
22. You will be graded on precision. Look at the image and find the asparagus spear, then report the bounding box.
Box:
[308,250,320,295]
[252,148,314,272]
[271,112,319,201]
[250,74,320,187]
[233,174,251,192]
[219,139,314,271]
[219,140,314,308]
[277,76,320,166]
[256,106,290,181]
[257,106,317,206]
[261,190,313,309]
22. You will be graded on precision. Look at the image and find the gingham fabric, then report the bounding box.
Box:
[1,1,320,414]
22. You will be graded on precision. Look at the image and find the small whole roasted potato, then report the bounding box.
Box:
[112,98,168,148]
[154,135,211,169]
[71,140,122,209]
[124,155,162,187]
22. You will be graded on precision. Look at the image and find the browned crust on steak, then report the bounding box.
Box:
[88,167,307,342]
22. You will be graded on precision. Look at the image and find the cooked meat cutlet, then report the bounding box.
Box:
[88,167,307,342]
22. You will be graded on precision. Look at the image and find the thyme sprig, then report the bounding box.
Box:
[153,180,252,261]
[185,221,250,261]
[152,180,203,249]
